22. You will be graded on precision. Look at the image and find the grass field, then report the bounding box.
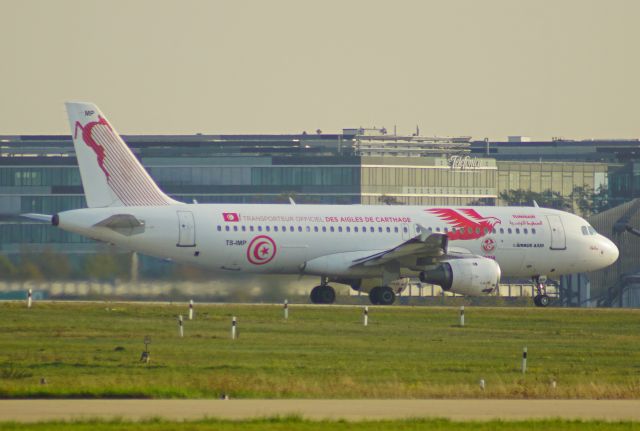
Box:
[1,418,639,431]
[0,301,639,399]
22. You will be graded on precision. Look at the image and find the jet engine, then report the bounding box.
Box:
[419,258,501,296]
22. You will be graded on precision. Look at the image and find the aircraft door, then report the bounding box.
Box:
[546,215,566,250]
[177,211,196,247]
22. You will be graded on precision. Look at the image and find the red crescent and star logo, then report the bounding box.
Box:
[247,235,277,265]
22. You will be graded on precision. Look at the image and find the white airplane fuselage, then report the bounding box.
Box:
[55,203,618,281]
[45,102,619,306]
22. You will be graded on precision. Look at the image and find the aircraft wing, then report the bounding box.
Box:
[351,230,463,268]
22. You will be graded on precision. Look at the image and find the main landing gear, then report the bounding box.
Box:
[369,286,396,306]
[532,276,551,307]
[310,277,336,304]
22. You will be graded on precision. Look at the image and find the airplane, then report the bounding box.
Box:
[25,102,619,307]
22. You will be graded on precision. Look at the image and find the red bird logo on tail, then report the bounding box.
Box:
[74,116,111,180]
[426,208,501,240]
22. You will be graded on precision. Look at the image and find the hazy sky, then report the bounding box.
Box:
[1,0,639,140]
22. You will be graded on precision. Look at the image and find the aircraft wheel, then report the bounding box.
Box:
[533,294,541,307]
[310,286,322,304]
[378,286,396,305]
[369,286,381,305]
[538,294,550,307]
[318,285,336,304]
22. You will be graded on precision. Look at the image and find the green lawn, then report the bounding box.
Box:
[0,418,638,431]
[0,302,639,398]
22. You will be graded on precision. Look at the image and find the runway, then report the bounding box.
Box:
[2,400,640,422]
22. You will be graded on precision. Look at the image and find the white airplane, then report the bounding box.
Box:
[26,102,619,307]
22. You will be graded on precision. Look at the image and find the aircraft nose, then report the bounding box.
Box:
[599,236,619,267]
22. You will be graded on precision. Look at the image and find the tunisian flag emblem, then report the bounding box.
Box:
[222,212,240,222]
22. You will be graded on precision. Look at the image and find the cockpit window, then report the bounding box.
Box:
[587,226,596,235]
[581,226,589,235]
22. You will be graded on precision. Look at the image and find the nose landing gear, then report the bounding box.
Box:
[533,276,551,307]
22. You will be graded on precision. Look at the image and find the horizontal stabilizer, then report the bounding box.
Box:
[21,213,53,223]
[94,214,145,229]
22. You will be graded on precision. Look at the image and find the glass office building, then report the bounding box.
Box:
[0,133,495,255]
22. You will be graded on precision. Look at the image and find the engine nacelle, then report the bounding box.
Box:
[419,258,501,296]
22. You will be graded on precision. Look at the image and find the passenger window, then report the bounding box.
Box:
[217,226,221,231]
[322,226,326,232]
[428,227,433,232]
[403,227,408,233]
[225,226,230,231]
[532,228,536,234]
[266,226,271,232]
[241,226,246,232]
[250,226,254,232]
[524,228,528,234]
[338,226,343,232]
[468,227,473,234]
[484,228,489,234]
[515,228,520,234]
[386,227,391,233]
[378,227,383,233]
[233,226,238,232]
[305,226,310,232]
[296,226,300,232]
[436,227,441,232]
[330,226,335,232]
[354,226,359,232]
[507,228,512,234]
[346,226,351,232]
[314,226,319,232]
[274,226,279,232]
[475,228,480,234]
[499,228,504,234]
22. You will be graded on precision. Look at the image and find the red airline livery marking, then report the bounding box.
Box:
[426,208,501,240]
[482,237,496,252]
[223,212,240,222]
[74,116,111,179]
[247,235,277,265]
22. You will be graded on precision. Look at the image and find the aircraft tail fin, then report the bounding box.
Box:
[65,102,178,208]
